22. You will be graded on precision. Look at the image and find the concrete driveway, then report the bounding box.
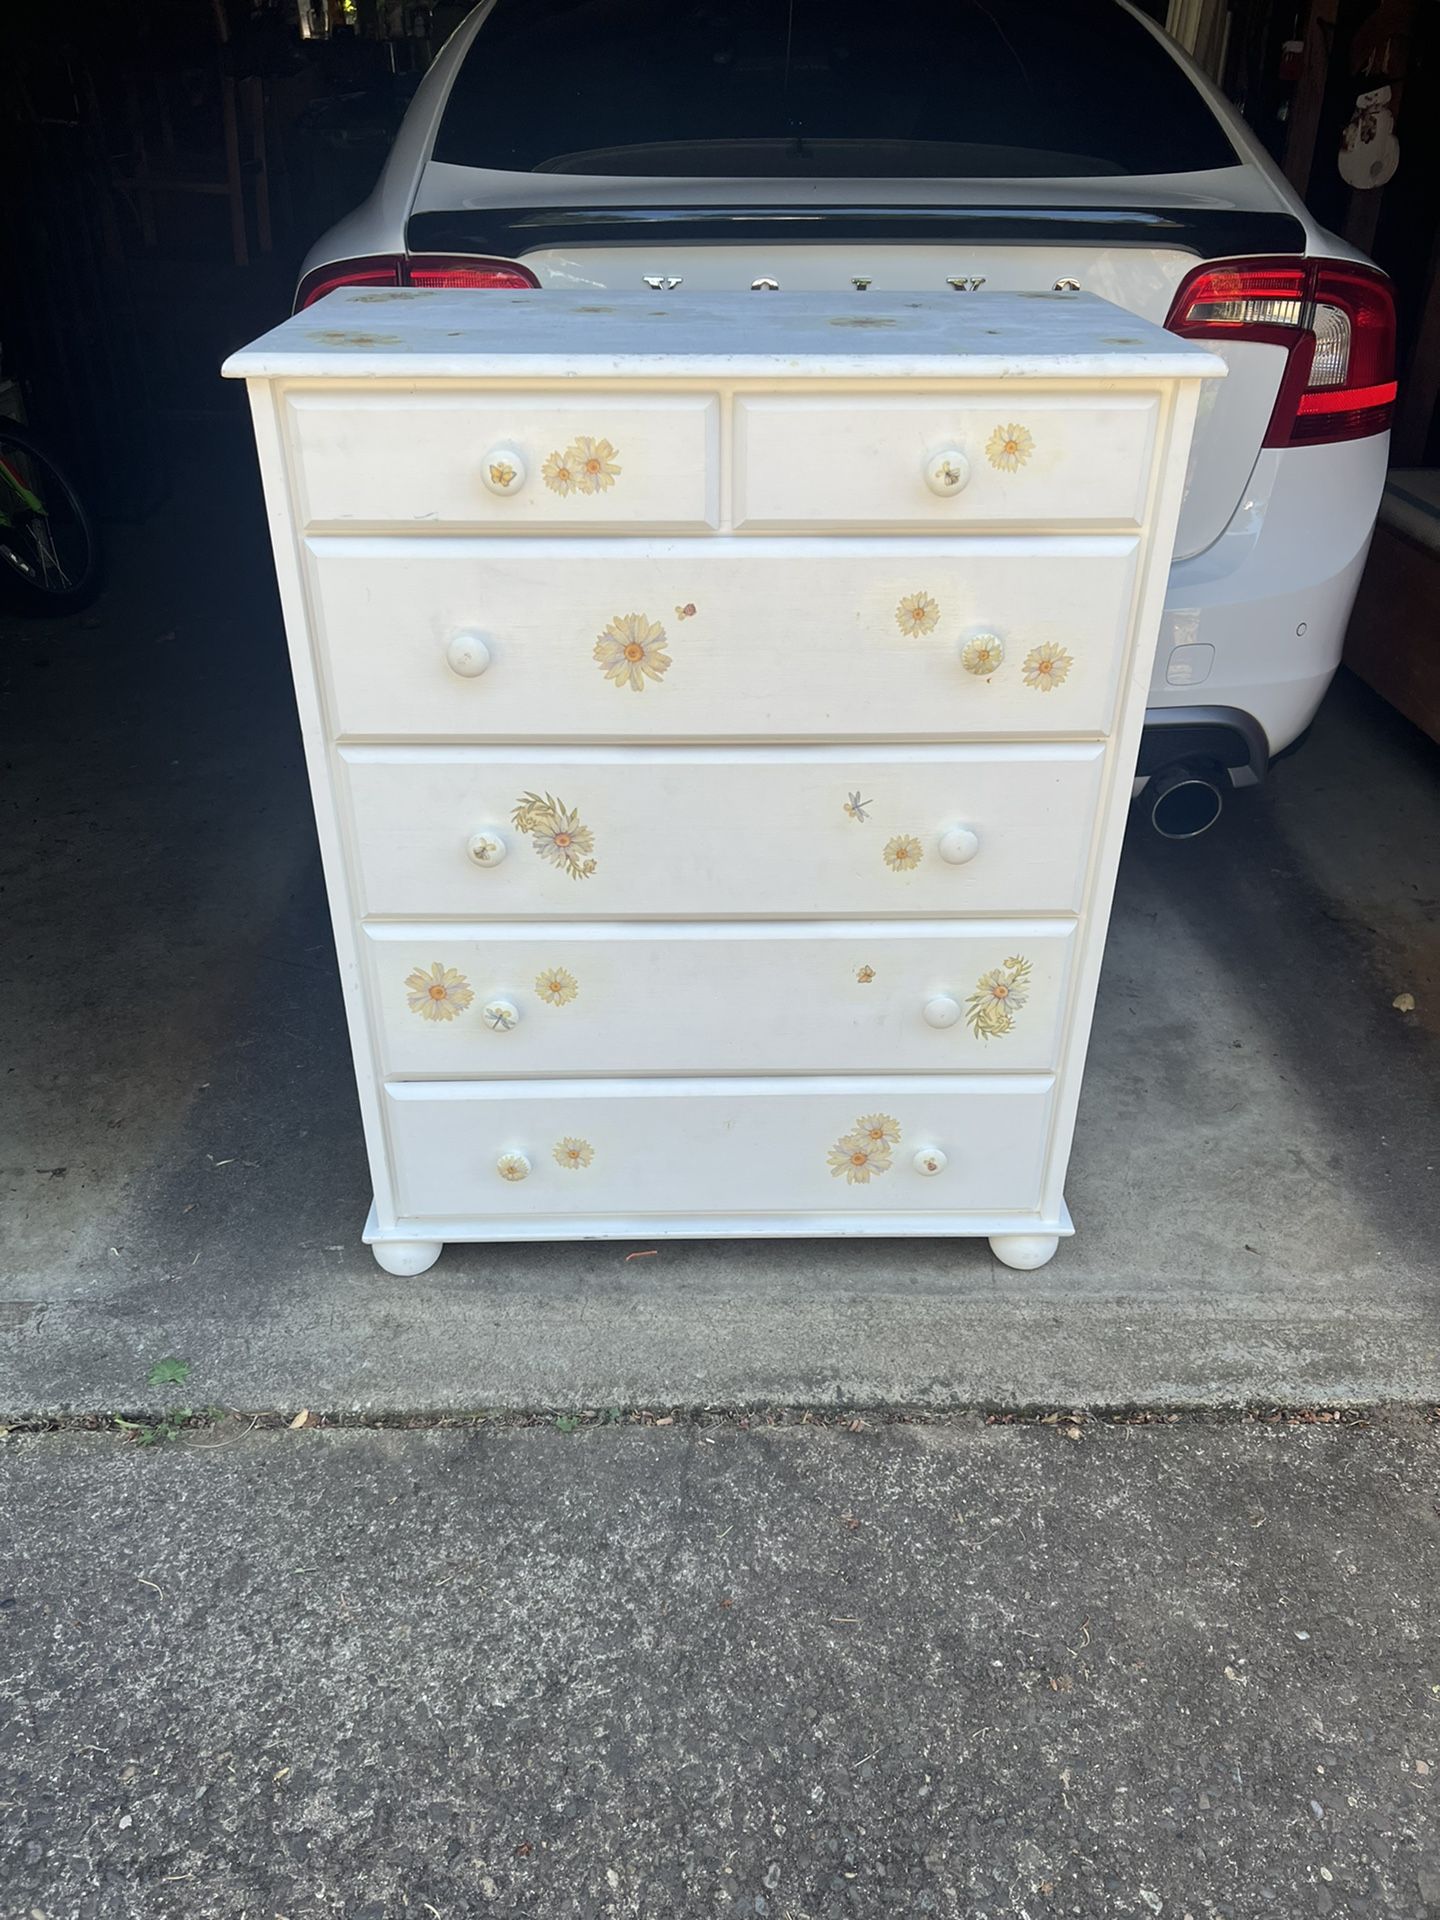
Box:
[1,430,1436,1416]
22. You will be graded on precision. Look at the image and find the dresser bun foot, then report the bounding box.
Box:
[371,1239,443,1277]
[989,1232,1060,1272]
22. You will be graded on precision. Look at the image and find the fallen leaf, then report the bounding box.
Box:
[288,1410,310,1430]
[1393,992,1416,1012]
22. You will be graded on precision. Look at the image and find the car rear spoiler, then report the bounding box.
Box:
[407,203,1306,260]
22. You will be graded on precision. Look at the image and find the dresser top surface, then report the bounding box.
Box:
[224,288,1224,384]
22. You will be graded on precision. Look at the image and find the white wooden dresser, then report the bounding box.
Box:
[225,289,1219,1274]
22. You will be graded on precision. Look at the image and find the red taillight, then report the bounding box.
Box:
[1165,256,1396,448]
[294,253,539,311]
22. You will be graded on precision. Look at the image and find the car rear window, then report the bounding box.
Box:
[432,0,1238,179]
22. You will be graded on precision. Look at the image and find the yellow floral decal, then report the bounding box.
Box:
[1021,643,1072,693]
[594,612,672,692]
[488,460,517,490]
[512,792,597,881]
[843,790,873,823]
[572,436,621,493]
[675,602,697,621]
[883,834,924,873]
[965,955,1032,1040]
[828,1111,901,1184]
[986,423,1034,472]
[496,1153,529,1182]
[961,634,1004,676]
[404,962,475,1023]
[896,592,940,637]
[542,449,576,494]
[535,966,579,1006]
[554,1137,594,1170]
[856,965,876,984]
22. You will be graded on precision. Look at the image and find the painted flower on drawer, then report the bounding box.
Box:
[594,613,672,692]
[986,423,1034,472]
[573,436,621,493]
[965,955,1033,1040]
[961,635,1005,677]
[1021,643,1072,693]
[896,592,940,637]
[535,966,579,1006]
[542,449,577,494]
[554,1137,594,1170]
[883,834,924,873]
[404,962,475,1023]
[512,792,598,880]
[827,1112,901,1184]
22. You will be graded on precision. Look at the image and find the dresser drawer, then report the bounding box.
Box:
[309,535,1138,741]
[342,744,1106,919]
[285,390,719,530]
[384,1074,1055,1221]
[733,393,1159,531]
[367,920,1075,1076]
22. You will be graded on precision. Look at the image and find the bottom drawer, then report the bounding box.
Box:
[384,1075,1054,1222]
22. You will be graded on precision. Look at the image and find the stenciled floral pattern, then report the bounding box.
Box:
[828,1111,901,1185]
[512,792,597,880]
[535,966,579,1006]
[404,962,475,1023]
[965,955,1033,1040]
[541,436,622,496]
[1021,643,1072,693]
[883,833,924,873]
[986,423,1034,472]
[594,612,672,692]
[961,634,1005,677]
[554,1137,594,1170]
[496,1153,529,1183]
[572,436,621,493]
[896,591,940,637]
[856,965,876,984]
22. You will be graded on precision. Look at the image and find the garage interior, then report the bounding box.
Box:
[1,0,1436,1411]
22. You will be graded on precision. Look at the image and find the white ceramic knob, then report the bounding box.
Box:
[938,825,980,866]
[466,830,508,868]
[923,995,962,1030]
[446,632,491,678]
[482,999,519,1033]
[923,448,970,497]
[481,448,526,496]
[496,1151,531,1182]
[913,1146,948,1177]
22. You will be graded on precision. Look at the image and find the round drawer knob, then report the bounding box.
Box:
[481,448,526,496]
[938,825,980,866]
[496,1151,531,1182]
[923,448,970,497]
[923,995,962,1030]
[446,632,492,678]
[482,999,520,1033]
[466,830,508,868]
[913,1146,948,1177]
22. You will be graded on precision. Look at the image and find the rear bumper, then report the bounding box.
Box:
[1148,434,1388,778]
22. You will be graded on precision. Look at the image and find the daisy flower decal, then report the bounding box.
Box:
[594,613,672,692]
[535,967,579,1006]
[965,955,1032,1040]
[553,1137,595,1170]
[961,634,1004,676]
[896,591,941,637]
[883,834,924,873]
[512,792,597,880]
[986,423,1034,472]
[496,1153,530,1183]
[827,1134,893,1185]
[542,449,577,495]
[571,435,621,493]
[404,962,475,1023]
[1021,643,1072,693]
[854,1113,901,1147]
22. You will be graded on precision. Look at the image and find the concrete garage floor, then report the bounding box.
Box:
[1,429,1437,1416]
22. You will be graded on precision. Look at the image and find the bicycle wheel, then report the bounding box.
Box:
[0,421,103,615]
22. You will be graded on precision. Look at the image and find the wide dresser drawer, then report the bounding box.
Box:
[384,1074,1056,1221]
[733,392,1160,530]
[367,920,1075,1076]
[285,389,719,531]
[308,536,1138,741]
[342,744,1106,919]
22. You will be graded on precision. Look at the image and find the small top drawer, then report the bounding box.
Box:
[733,392,1159,531]
[284,390,720,531]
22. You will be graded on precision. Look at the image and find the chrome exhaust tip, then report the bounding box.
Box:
[1147,761,1224,840]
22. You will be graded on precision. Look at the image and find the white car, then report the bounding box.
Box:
[295,0,1396,838]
